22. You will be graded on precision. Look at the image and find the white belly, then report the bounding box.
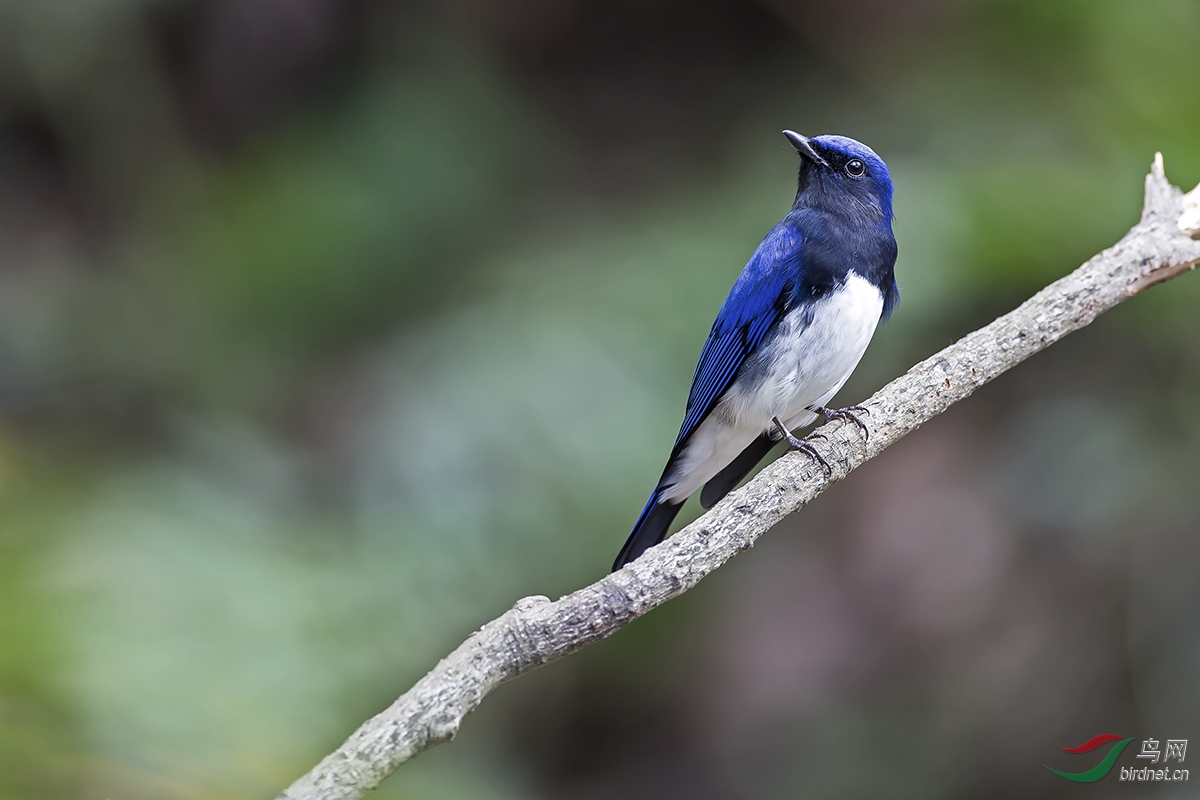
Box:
[661,272,883,502]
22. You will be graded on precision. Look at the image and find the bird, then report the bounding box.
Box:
[612,131,898,572]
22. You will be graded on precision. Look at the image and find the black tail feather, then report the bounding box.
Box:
[612,490,684,571]
[699,433,777,510]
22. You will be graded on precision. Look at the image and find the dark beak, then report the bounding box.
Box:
[783,130,828,168]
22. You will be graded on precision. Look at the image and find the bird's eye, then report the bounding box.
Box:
[845,159,865,177]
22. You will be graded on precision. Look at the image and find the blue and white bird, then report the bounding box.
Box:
[612,131,898,571]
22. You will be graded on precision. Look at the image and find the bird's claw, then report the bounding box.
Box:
[812,405,870,440]
[792,437,832,476]
[771,416,832,476]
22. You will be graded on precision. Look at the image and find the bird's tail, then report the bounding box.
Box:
[699,432,776,510]
[612,488,684,572]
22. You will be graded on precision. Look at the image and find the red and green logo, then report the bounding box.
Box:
[1045,734,1135,782]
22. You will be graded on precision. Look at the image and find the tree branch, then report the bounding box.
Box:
[277,157,1200,800]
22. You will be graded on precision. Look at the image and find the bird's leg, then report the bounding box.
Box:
[810,404,870,440]
[771,415,831,475]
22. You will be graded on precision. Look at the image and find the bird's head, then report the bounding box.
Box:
[784,131,894,224]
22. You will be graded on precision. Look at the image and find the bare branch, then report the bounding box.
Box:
[277,157,1200,800]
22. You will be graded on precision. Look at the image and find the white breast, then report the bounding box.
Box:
[736,270,884,425]
[661,272,883,503]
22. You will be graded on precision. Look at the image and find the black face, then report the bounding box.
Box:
[791,139,895,224]
[807,147,868,181]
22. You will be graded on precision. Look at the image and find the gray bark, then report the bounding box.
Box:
[278,157,1200,800]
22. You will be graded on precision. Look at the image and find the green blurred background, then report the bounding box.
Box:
[1,1,1198,798]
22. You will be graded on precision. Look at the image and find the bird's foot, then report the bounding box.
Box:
[771,416,831,475]
[811,405,870,440]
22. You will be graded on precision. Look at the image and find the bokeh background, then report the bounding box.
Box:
[1,1,1199,798]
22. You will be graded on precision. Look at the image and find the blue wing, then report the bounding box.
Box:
[667,221,804,460]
